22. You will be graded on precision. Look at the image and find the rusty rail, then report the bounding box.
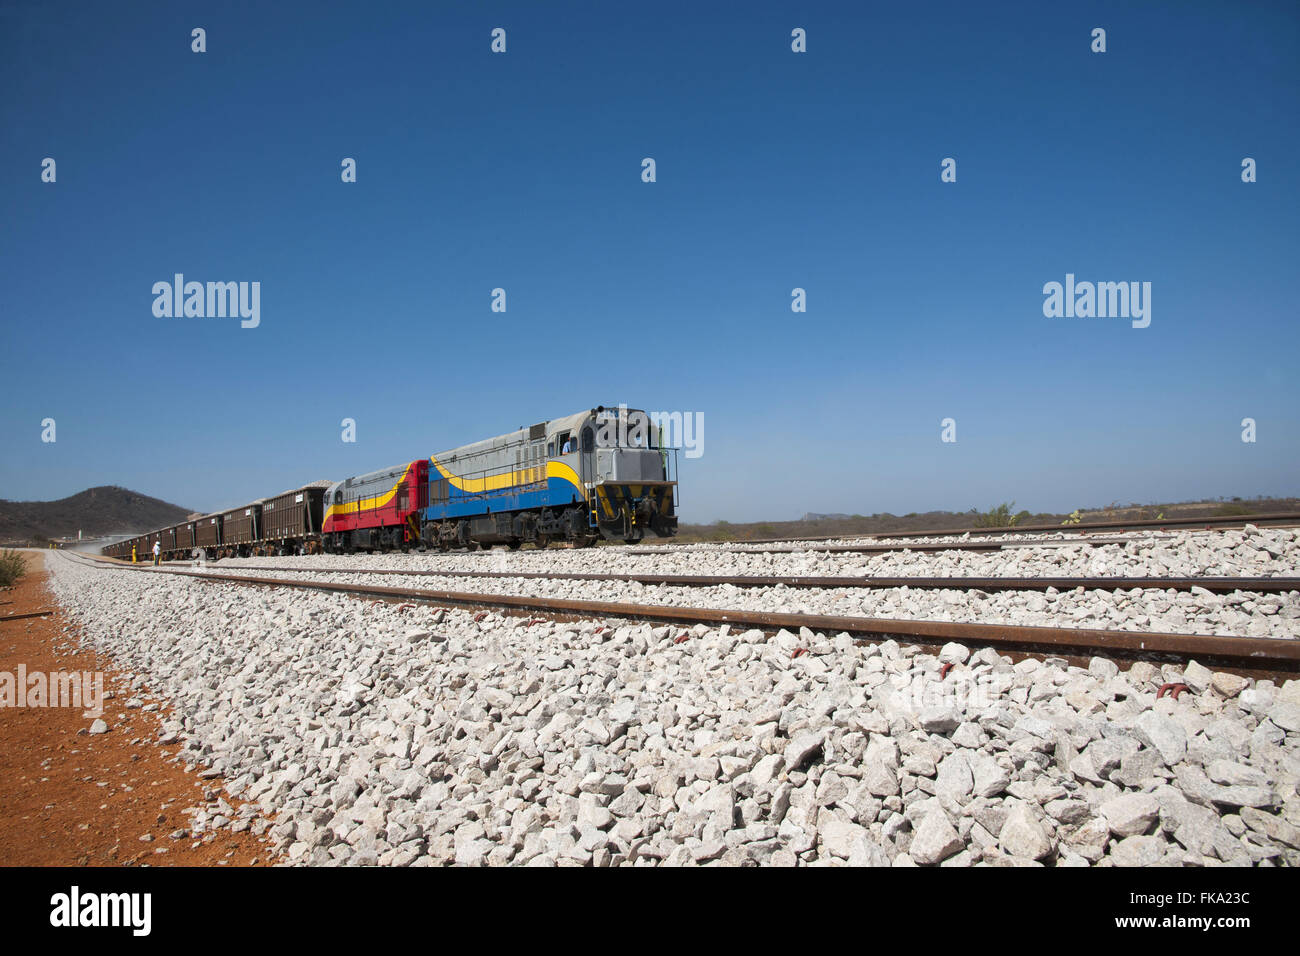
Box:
[170,564,1300,596]
[626,533,1202,556]
[80,561,1300,673]
[0,609,55,623]
[639,511,1300,547]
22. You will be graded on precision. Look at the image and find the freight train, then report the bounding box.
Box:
[103,406,678,561]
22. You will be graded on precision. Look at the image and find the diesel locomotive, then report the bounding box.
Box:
[103,405,678,560]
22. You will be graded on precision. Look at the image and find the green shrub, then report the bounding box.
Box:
[0,550,27,588]
[973,502,1032,528]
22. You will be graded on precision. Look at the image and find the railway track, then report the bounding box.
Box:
[642,510,1300,548]
[143,562,1300,596]
[627,531,1220,557]
[67,553,1300,677]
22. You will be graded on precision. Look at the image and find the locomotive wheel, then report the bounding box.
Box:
[508,540,521,551]
[534,535,550,550]
[478,542,493,551]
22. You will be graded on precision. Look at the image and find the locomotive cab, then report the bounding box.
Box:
[568,406,678,543]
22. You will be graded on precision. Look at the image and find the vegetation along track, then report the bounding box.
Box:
[67,554,1300,679]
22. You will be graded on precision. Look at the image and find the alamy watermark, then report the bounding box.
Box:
[50,886,151,936]
[152,274,260,328]
[1043,274,1150,328]
[597,404,704,459]
[1,665,104,717]
[883,668,1004,717]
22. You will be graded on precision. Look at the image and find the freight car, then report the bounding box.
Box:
[175,519,196,556]
[194,513,223,557]
[107,532,163,562]
[219,502,261,557]
[195,483,327,558]
[259,483,329,555]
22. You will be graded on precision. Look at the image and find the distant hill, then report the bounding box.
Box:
[0,486,192,544]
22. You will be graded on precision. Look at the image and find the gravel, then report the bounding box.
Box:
[153,525,1300,641]
[43,538,1300,867]
[204,524,1300,578]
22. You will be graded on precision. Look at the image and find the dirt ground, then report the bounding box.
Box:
[0,551,278,866]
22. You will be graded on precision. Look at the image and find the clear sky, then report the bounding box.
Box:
[2,0,1297,522]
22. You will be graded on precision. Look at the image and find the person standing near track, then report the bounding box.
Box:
[132,543,137,563]
[152,540,161,566]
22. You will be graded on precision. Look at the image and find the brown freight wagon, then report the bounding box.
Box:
[260,485,327,554]
[194,513,223,557]
[174,520,196,557]
[221,503,261,557]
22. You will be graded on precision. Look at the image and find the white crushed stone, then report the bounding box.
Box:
[182,526,1300,639]
[42,537,1300,867]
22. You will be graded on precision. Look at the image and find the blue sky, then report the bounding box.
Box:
[2,0,1297,523]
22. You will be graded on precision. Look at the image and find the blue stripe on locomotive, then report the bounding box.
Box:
[421,473,587,522]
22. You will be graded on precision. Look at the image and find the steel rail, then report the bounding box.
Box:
[641,511,1300,547]
[76,560,1300,673]
[865,511,1300,539]
[173,564,1300,596]
[629,535,1158,556]
[628,540,1009,556]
